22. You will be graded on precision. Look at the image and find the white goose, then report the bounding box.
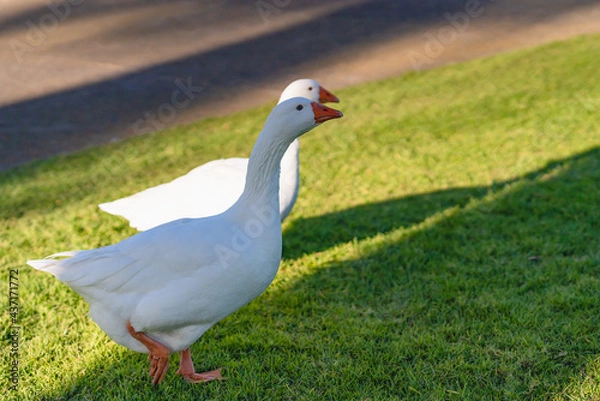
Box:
[99,79,339,230]
[28,98,343,385]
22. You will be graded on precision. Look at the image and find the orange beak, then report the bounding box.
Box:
[311,102,343,124]
[318,86,340,103]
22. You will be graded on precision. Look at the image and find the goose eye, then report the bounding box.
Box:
[296,105,303,111]
[308,87,313,91]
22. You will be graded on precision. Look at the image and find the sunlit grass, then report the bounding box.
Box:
[1,34,599,400]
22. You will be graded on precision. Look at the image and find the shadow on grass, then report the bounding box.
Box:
[282,147,599,261]
[34,147,599,400]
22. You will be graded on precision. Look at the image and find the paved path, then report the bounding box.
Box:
[1,0,599,170]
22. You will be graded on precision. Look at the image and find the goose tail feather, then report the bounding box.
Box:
[27,251,80,272]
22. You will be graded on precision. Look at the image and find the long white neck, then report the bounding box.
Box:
[281,139,299,178]
[234,127,293,215]
[278,139,300,220]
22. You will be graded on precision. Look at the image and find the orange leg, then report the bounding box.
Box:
[176,348,223,383]
[126,321,170,385]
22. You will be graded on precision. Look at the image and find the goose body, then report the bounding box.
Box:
[36,211,280,354]
[99,79,339,230]
[28,98,343,384]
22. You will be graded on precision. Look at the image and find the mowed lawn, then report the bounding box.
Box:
[1,34,599,400]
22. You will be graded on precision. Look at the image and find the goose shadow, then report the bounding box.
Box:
[34,147,599,399]
[282,147,600,260]
[268,145,600,396]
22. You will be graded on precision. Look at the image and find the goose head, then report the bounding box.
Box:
[264,97,343,145]
[278,79,340,104]
[240,97,342,208]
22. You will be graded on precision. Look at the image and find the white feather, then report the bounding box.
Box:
[28,97,342,356]
[98,79,338,230]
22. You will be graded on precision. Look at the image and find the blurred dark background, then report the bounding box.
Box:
[1,0,599,170]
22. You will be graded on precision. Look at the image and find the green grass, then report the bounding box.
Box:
[2,33,600,400]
